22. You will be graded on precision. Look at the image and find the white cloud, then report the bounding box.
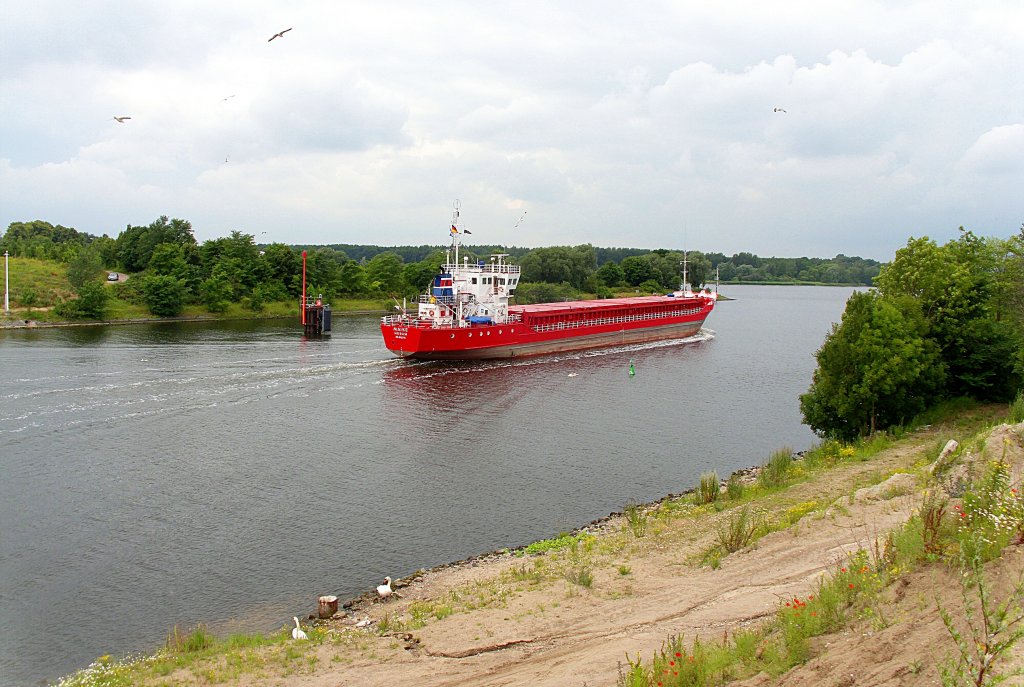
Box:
[1,1,1022,260]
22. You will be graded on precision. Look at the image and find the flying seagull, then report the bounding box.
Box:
[773,107,787,113]
[268,28,292,42]
[113,116,131,123]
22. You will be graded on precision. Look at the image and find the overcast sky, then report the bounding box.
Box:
[1,1,1021,261]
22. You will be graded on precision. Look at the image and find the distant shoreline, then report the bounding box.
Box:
[0,311,389,330]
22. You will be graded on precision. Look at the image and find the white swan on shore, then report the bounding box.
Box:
[376,576,394,600]
[291,616,308,640]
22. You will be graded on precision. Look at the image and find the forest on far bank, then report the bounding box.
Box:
[1,216,882,320]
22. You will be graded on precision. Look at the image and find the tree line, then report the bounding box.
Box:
[800,227,1024,440]
[0,217,883,320]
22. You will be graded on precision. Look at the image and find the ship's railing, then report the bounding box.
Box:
[381,313,440,327]
[441,262,521,275]
[418,294,457,305]
[382,312,524,327]
[527,306,705,332]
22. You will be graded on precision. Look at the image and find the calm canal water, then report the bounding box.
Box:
[0,285,858,685]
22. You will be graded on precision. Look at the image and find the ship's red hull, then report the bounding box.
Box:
[381,295,714,360]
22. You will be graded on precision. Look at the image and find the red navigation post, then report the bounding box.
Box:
[299,251,331,335]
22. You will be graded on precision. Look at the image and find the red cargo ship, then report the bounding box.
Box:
[380,212,716,361]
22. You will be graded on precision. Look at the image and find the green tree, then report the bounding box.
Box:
[364,251,405,295]
[336,259,366,296]
[800,291,945,439]
[402,251,446,298]
[141,275,186,317]
[513,281,579,304]
[875,232,1022,401]
[54,281,109,320]
[116,216,196,273]
[519,245,596,289]
[621,255,656,286]
[685,251,713,289]
[596,261,625,287]
[200,275,233,313]
[261,243,301,295]
[148,243,189,277]
[67,246,103,288]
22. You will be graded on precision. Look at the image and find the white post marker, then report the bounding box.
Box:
[4,250,9,314]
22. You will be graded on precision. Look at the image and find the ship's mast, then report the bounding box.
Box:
[451,199,461,266]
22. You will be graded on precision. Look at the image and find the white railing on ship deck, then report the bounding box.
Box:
[443,263,521,275]
[381,313,523,327]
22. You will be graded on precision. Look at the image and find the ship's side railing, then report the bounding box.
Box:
[526,305,705,332]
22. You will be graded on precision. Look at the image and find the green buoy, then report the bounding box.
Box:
[628,359,635,377]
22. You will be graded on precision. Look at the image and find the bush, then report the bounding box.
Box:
[141,275,186,317]
[54,281,108,320]
[718,506,757,553]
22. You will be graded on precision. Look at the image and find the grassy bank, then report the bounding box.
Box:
[3,297,390,327]
[52,398,1024,687]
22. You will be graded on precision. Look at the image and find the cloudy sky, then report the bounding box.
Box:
[1,1,1021,261]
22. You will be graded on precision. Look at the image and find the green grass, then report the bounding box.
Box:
[2,256,74,309]
[523,531,589,555]
[1,255,391,324]
[1010,390,1024,424]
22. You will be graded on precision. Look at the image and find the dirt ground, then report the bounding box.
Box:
[160,419,1024,687]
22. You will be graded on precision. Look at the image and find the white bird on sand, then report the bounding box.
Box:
[376,576,394,600]
[291,616,308,640]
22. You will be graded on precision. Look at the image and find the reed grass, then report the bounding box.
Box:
[758,447,794,489]
[725,473,745,500]
[624,501,648,538]
[696,471,720,505]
